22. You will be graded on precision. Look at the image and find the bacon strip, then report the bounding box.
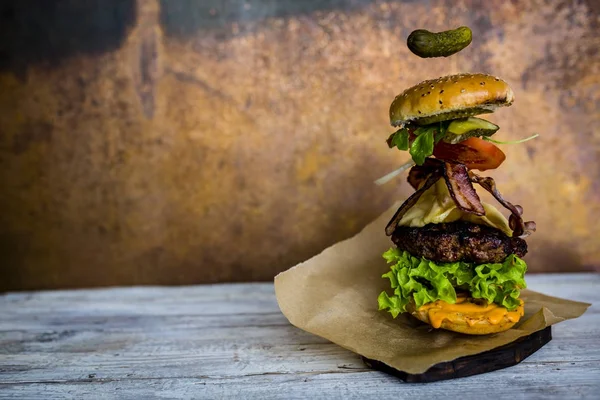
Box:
[407,159,485,215]
[385,169,442,236]
[389,158,535,238]
[443,162,485,216]
[407,158,444,190]
[469,172,537,237]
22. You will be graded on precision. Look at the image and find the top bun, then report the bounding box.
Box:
[389,73,514,127]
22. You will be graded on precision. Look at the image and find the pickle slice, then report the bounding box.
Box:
[443,117,499,144]
[413,107,494,126]
[407,26,472,58]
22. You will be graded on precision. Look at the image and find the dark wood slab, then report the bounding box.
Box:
[362,326,552,383]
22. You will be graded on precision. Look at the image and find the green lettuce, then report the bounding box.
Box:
[385,122,449,165]
[377,248,527,318]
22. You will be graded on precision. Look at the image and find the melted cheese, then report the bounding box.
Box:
[399,179,513,236]
[419,295,524,328]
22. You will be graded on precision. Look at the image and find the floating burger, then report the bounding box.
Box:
[377,73,537,335]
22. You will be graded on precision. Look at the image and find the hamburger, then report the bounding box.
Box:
[377,73,536,335]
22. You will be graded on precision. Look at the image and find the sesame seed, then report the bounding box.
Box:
[461,89,466,93]
[418,110,422,114]
[439,100,443,104]
[480,82,485,85]
[440,90,444,94]
[427,91,430,95]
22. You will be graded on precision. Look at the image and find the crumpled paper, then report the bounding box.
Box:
[274,203,590,374]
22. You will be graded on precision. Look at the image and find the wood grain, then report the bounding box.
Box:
[0,273,599,399]
[363,327,553,382]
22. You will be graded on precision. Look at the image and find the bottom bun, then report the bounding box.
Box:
[407,296,525,335]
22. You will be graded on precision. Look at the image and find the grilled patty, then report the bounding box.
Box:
[391,221,527,264]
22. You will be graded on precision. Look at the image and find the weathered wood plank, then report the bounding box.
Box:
[0,274,598,399]
[1,326,598,384]
[1,364,600,400]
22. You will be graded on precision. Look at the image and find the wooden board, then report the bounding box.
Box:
[0,274,598,399]
[363,327,552,383]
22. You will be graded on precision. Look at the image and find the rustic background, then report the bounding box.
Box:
[0,0,598,291]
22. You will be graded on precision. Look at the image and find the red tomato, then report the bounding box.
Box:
[433,137,506,171]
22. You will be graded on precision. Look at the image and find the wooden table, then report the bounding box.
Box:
[1,273,598,399]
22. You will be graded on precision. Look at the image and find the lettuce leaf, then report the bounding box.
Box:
[409,127,435,165]
[385,122,449,165]
[388,128,410,150]
[377,248,527,318]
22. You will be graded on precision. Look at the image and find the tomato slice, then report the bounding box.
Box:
[433,137,506,171]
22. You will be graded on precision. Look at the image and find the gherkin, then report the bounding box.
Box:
[407,26,472,58]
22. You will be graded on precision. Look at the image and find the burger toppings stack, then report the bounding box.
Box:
[377,29,537,335]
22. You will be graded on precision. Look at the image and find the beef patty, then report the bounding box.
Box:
[391,221,527,264]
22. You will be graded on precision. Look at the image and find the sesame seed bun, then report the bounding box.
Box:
[406,298,525,335]
[389,73,515,127]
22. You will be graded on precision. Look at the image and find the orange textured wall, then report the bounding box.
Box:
[0,0,599,290]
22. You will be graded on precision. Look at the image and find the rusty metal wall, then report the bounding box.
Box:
[0,0,598,290]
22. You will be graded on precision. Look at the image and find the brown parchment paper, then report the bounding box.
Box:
[274,203,591,374]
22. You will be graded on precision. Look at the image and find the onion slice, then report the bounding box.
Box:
[374,160,416,186]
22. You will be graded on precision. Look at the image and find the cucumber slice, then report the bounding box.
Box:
[443,117,499,144]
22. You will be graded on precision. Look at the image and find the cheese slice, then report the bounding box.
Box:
[419,295,524,328]
[399,178,513,236]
